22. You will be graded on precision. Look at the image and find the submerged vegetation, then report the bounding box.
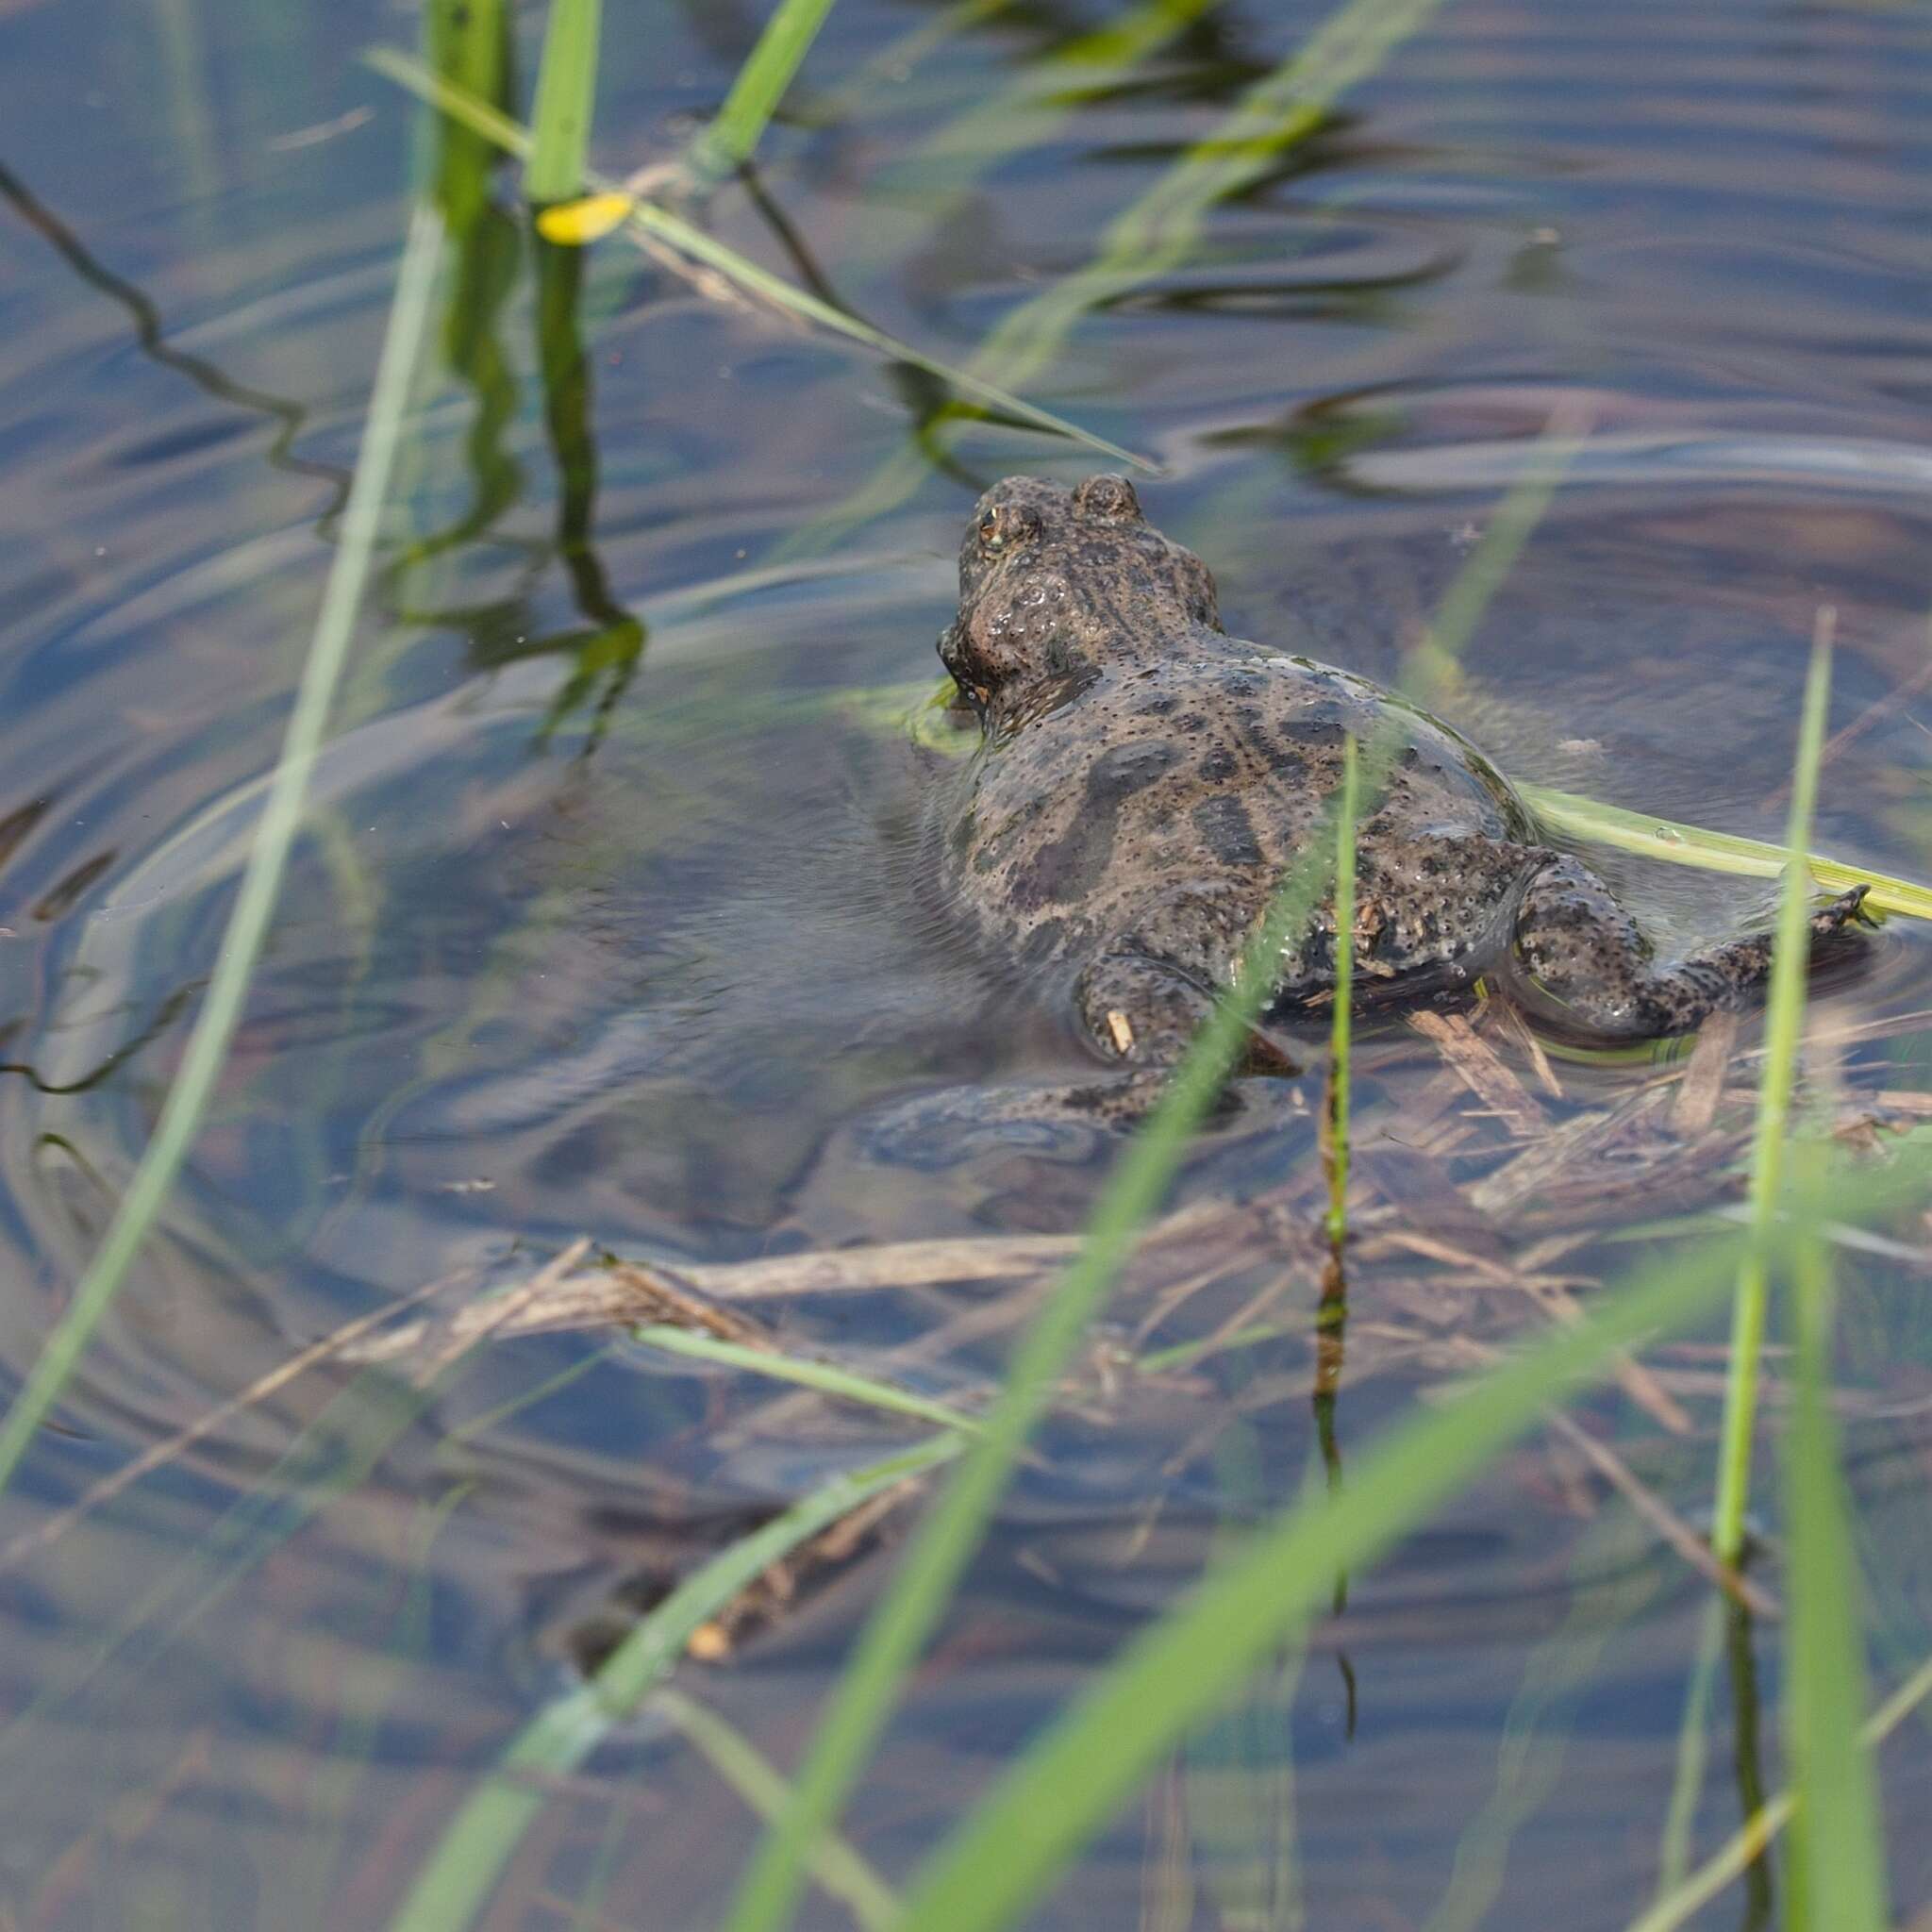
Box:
[1,0,1928,1928]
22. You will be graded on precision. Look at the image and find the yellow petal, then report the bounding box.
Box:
[536,192,634,245]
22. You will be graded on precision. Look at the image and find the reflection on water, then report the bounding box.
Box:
[0,0,1930,1924]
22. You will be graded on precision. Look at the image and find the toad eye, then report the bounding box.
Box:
[976,503,1041,553]
[1074,474,1141,522]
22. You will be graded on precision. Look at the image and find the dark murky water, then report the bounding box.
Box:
[3,0,1931,1924]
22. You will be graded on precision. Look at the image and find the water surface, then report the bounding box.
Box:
[2,0,1931,1924]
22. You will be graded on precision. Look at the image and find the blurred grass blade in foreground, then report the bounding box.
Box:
[0,205,445,1497]
[794,0,1454,548]
[1781,1138,1889,1932]
[630,1324,984,1436]
[897,1241,1742,1932]
[1710,616,1837,1567]
[387,1435,961,1932]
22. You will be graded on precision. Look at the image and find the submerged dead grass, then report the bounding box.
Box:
[260,994,1932,1654]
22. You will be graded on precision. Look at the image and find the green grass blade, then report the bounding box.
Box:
[630,1324,984,1435]
[527,0,601,204]
[694,0,841,180]
[1652,1593,1725,1901]
[388,1433,963,1932]
[974,0,1452,398]
[362,46,1147,469]
[0,203,444,1497]
[620,197,1148,468]
[368,45,532,159]
[1520,784,1932,924]
[893,1237,1755,1932]
[1710,616,1836,1565]
[1409,405,1587,691]
[658,1690,899,1932]
[1780,1140,1889,1932]
[904,1131,1932,1932]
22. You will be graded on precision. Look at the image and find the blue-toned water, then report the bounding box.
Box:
[2,1,1930,1924]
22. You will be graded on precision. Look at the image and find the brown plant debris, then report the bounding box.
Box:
[348,1234,1089,1366]
[1407,1009,1547,1139]
[1671,1008,1739,1135]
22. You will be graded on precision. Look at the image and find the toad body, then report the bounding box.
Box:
[934,474,1869,1066]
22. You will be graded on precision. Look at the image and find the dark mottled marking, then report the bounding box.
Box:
[1192,794,1263,871]
[1008,744,1176,910]
[1085,739,1181,803]
[1261,741,1307,783]
[1013,817,1116,908]
[1200,743,1238,783]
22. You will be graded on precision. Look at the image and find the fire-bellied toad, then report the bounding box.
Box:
[933,474,1870,1065]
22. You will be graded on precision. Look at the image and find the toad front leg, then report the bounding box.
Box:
[1506,856,1872,1041]
[1074,949,1300,1072]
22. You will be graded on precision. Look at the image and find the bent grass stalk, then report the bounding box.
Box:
[0,204,444,1497]
[386,1433,963,1932]
[1521,784,1931,924]
[1709,613,1837,1566]
[363,48,1148,470]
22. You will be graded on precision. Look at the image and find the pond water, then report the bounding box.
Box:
[3,0,1931,1925]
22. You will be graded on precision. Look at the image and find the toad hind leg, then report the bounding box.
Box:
[1507,856,1872,1041]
